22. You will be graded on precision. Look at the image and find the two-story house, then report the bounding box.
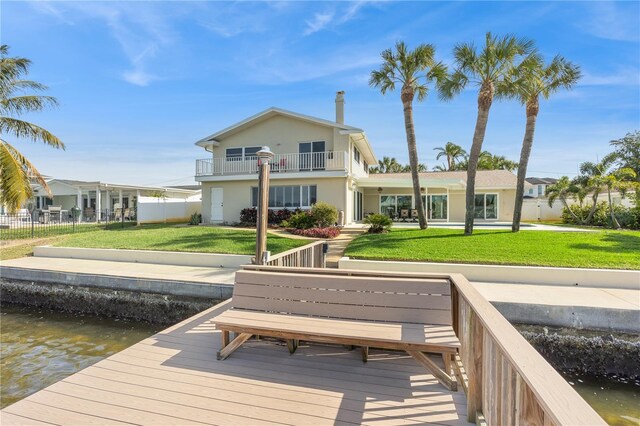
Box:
[195,92,525,225]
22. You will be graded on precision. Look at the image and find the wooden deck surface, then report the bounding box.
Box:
[1,300,471,425]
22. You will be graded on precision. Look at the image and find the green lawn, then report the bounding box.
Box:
[345,228,640,270]
[54,224,309,255]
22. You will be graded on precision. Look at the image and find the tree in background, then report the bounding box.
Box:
[609,131,640,207]
[439,33,533,234]
[369,156,427,173]
[504,52,581,231]
[370,41,447,229]
[0,45,64,212]
[433,142,467,170]
[545,176,581,223]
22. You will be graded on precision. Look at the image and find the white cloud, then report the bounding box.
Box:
[580,68,640,86]
[578,2,640,42]
[304,12,335,35]
[29,2,176,86]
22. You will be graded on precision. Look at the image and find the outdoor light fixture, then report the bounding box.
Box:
[377,187,383,193]
[420,187,426,193]
[257,146,274,164]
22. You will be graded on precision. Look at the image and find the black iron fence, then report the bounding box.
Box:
[0,209,137,240]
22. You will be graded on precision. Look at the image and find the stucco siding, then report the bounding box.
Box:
[209,115,338,158]
[201,177,348,224]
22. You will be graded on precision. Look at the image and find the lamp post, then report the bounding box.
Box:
[255,146,274,264]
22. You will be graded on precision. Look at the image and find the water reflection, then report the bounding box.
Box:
[0,304,159,408]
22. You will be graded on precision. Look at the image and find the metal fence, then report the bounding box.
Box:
[0,209,137,240]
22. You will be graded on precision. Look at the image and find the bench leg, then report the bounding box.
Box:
[217,333,252,360]
[221,330,230,347]
[287,339,298,354]
[407,350,458,391]
[361,346,369,363]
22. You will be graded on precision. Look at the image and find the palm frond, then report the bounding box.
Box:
[0,139,50,212]
[1,95,58,116]
[437,69,468,100]
[0,117,65,149]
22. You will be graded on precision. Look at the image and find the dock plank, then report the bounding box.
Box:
[1,301,471,425]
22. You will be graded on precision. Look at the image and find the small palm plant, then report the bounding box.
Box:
[433,142,467,171]
[0,45,64,212]
[439,33,534,234]
[370,41,447,230]
[506,53,581,231]
[545,176,582,223]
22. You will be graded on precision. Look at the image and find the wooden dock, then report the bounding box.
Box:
[1,299,471,425]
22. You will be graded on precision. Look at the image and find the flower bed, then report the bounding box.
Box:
[287,226,341,239]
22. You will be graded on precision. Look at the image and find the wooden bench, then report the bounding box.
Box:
[212,268,462,390]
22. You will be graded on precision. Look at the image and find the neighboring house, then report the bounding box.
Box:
[194,92,529,224]
[30,179,200,223]
[524,177,558,198]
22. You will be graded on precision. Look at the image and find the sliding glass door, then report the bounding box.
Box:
[421,195,448,220]
[474,193,498,219]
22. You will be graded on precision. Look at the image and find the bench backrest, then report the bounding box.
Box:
[232,270,452,325]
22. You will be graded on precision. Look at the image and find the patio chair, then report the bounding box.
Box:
[114,208,122,221]
[123,208,131,220]
[411,209,418,222]
[400,209,409,222]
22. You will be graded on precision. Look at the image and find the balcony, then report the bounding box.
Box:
[196,151,348,177]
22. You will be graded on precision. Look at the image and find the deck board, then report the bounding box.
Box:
[1,300,471,425]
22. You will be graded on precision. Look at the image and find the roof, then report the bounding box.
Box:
[195,107,364,147]
[525,177,558,185]
[167,185,202,191]
[361,170,524,189]
[45,179,199,194]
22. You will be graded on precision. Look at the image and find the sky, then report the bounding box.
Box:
[2,0,639,186]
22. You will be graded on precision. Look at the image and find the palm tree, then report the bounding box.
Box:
[401,163,427,172]
[576,159,607,225]
[370,41,447,229]
[0,45,63,212]
[373,156,404,174]
[507,53,581,232]
[433,142,467,170]
[479,153,518,171]
[545,176,581,223]
[588,153,637,229]
[439,33,534,234]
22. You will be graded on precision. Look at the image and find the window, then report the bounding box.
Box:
[538,184,544,196]
[226,146,261,161]
[299,141,326,170]
[421,195,448,220]
[363,160,369,172]
[474,193,498,219]
[354,148,361,164]
[251,185,317,208]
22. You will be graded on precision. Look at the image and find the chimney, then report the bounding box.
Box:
[335,91,345,124]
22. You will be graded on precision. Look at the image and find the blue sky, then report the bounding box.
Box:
[3,1,639,186]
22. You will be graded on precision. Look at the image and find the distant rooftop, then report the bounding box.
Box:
[525,177,558,185]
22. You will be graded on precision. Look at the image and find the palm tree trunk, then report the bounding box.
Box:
[401,86,427,229]
[465,107,491,234]
[561,197,581,223]
[584,191,600,225]
[512,102,538,232]
[607,188,620,229]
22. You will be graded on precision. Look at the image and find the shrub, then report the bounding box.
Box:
[562,201,640,229]
[289,227,341,239]
[189,213,202,225]
[310,202,338,227]
[283,211,316,229]
[363,214,392,233]
[239,208,299,226]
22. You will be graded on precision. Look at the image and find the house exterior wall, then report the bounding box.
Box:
[208,115,347,159]
[201,177,349,224]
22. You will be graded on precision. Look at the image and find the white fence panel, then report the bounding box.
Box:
[137,196,201,224]
[520,199,564,221]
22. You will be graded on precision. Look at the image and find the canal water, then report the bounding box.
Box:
[0,304,160,408]
[1,304,639,425]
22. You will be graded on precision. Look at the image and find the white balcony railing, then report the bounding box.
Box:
[196,151,348,177]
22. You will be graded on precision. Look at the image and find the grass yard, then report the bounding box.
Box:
[54,224,309,255]
[345,228,640,270]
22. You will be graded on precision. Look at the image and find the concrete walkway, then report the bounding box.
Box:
[325,228,366,268]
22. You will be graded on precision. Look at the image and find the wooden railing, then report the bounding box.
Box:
[196,151,348,177]
[263,240,327,268]
[237,266,606,425]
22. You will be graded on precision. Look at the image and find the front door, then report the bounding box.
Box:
[210,188,224,222]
